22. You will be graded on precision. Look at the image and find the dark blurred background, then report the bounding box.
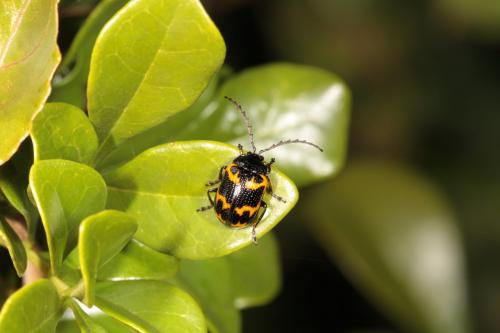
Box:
[2,0,498,332]
[198,1,500,332]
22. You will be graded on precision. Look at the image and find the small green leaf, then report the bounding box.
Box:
[96,280,206,333]
[88,0,226,161]
[30,159,107,274]
[0,141,38,238]
[79,210,137,306]
[0,0,60,164]
[228,233,281,308]
[300,161,470,333]
[51,0,130,108]
[0,279,62,332]
[98,239,179,281]
[31,103,99,164]
[66,298,107,333]
[0,217,27,276]
[105,141,298,259]
[175,259,241,333]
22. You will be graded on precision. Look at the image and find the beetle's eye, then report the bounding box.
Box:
[259,155,264,161]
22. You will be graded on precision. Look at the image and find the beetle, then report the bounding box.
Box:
[197,96,323,243]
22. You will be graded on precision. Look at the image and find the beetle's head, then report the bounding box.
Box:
[233,153,267,174]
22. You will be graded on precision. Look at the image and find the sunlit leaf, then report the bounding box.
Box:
[0,0,60,164]
[0,279,62,332]
[31,103,99,164]
[88,0,225,162]
[30,159,107,274]
[96,280,206,332]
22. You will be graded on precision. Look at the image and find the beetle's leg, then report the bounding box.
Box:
[205,166,225,186]
[251,201,267,244]
[265,175,286,203]
[266,158,275,173]
[238,144,244,155]
[197,188,218,212]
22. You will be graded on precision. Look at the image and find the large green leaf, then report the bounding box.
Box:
[97,63,349,187]
[175,258,240,333]
[0,141,38,238]
[104,141,298,259]
[31,103,99,164]
[0,0,60,164]
[79,210,137,306]
[300,160,470,333]
[0,279,62,332]
[51,0,130,108]
[96,280,206,333]
[30,159,107,274]
[88,0,225,162]
[98,239,179,281]
[0,217,27,276]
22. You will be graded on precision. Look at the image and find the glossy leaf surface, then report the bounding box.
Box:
[98,239,178,281]
[30,160,107,274]
[0,0,60,164]
[66,298,107,333]
[105,141,298,259]
[96,280,206,332]
[79,210,137,306]
[0,217,27,276]
[0,279,62,332]
[300,161,470,333]
[31,103,99,164]
[88,0,225,161]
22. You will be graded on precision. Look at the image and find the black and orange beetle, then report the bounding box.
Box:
[197,96,323,243]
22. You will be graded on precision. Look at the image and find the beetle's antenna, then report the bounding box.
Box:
[224,96,257,153]
[258,139,324,154]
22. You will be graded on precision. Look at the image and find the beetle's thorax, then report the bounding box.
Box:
[233,152,267,175]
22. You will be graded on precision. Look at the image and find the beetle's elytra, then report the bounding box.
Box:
[197,96,323,243]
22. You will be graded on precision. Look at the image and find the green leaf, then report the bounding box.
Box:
[58,306,136,333]
[79,210,137,306]
[228,233,281,308]
[88,0,226,161]
[176,258,241,333]
[300,161,470,333]
[0,0,60,164]
[0,141,38,238]
[51,0,130,108]
[95,280,206,333]
[30,159,107,274]
[0,279,62,332]
[104,141,298,259]
[0,217,27,276]
[31,103,99,164]
[66,298,107,333]
[98,239,179,281]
